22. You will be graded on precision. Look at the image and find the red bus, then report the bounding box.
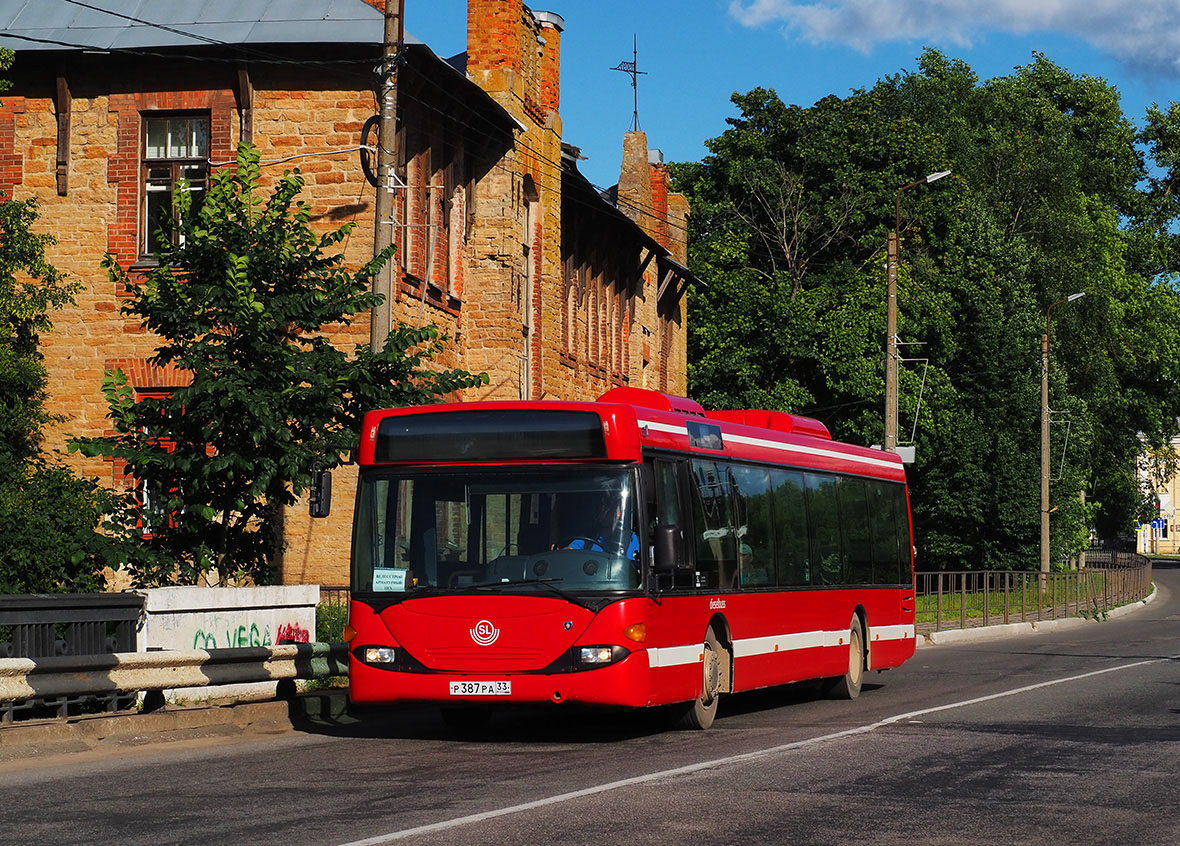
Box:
[341,387,916,729]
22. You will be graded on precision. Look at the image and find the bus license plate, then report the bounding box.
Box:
[449,680,511,696]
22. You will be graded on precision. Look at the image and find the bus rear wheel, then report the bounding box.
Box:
[672,627,724,730]
[823,618,864,700]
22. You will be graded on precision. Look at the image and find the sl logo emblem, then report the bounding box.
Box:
[470,619,500,646]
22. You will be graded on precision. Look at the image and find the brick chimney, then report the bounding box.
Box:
[649,151,671,249]
[534,11,563,115]
[617,131,654,231]
[468,0,523,84]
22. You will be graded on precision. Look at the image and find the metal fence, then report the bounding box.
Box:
[315,557,1154,642]
[317,586,350,643]
[915,553,1153,634]
[0,593,144,721]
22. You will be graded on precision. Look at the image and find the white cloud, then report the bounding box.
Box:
[729,0,1180,76]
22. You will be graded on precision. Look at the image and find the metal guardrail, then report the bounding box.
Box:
[1,592,145,719]
[915,554,1153,634]
[0,593,143,659]
[0,642,348,721]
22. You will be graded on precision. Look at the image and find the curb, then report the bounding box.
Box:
[0,691,349,763]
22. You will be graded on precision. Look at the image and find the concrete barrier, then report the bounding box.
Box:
[138,585,320,702]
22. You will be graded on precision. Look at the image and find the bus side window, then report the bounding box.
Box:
[868,481,907,585]
[805,473,843,585]
[730,462,775,588]
[690,459,737,590]
[839,477,873,584]
[770,469,809,585]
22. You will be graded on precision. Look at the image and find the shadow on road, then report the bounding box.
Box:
[287,678,879,744]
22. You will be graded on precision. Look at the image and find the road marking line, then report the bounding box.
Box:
[336,656,1171,845]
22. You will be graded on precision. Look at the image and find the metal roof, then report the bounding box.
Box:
[0,0,422,52]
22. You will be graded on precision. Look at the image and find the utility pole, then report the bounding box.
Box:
[1041,292,1085,575]
[370,0,404,351]
[885,170,950,452]
[885,230,899,451]
[1040,328,1051,574]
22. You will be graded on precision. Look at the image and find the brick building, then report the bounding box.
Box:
[0,0,694,586]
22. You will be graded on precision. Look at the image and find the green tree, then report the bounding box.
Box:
[72,144,485,587]
[673,50,1180,570]
[0,47,144,593]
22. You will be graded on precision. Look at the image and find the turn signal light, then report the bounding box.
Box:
[623,623,646,643]
[342,624,357,643]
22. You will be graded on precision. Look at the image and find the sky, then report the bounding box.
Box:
[405,0,1180,192]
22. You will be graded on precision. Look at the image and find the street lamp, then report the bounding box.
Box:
[1040,291,1086,575]
[885,170,951,452]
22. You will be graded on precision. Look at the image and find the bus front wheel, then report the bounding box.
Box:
[672,627,724,730]
[823,618,864,700]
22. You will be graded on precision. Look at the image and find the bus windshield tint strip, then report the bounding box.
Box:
[375,410,607,462]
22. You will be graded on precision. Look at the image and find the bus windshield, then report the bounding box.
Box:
[351,466,642,594]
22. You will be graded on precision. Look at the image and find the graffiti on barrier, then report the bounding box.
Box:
[276,623,310,643]
[192,622,271,649]
[191,620,311,649]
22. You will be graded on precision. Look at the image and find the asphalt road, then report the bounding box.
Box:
[2,568,1178,846]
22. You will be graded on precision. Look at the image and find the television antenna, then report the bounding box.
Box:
[611,35,646,132]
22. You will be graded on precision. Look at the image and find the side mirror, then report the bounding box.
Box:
[653,524,684,574]
[309,469,332,518]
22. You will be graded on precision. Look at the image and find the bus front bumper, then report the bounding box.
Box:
[348,649,655,708]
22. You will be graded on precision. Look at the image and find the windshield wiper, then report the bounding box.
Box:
[466,577,585,603]
[469,577,563,589]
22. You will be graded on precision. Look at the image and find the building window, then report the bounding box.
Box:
[141,114,209,256]
[128,387,179,537]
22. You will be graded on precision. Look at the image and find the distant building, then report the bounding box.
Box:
[1136,436,1179,555]
[0,0,695,585]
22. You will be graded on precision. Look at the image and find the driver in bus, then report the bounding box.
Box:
[563,496,640,562]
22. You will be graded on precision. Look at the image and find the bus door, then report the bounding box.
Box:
[646,457,694,591]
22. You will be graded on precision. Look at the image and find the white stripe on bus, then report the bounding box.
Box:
[724,432,901,471]
[646,644,703,668]
[648,625,914,666]
[641,420,691,436]
[638,418,901,471]
[868,624,916,642]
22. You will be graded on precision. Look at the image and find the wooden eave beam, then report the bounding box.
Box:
[636,246,656,283]
[657,266,677,301]
[55,73,71,196]
[236,65,254,145]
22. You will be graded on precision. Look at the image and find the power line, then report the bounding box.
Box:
[61,0,229,48]
[16,1,384,74]
[398,68,694,240]
[13,6,707,281]
[11,4,696,242]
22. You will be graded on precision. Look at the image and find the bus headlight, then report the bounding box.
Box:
[364,647,396,664]
[577,645,629,666]
[580,647,614,664]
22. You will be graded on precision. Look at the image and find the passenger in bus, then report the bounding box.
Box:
[739,542,771,586]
